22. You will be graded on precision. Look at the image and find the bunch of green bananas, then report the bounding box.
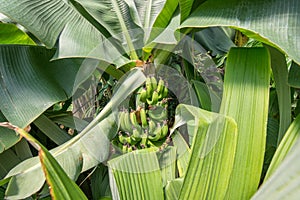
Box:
[113,76,173,153]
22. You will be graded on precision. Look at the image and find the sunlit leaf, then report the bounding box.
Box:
[165,178,183,200]
[174,105,237,200]
[157,146,176,187]
[219,47,271,199]
[0,23,35,45]
[252,116,300,199]
[264,114,300,180]
[108,148,164,200]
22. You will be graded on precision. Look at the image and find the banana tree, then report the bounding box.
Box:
[0,0,300,199]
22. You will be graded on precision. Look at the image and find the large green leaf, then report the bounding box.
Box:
[171,104,238,200]
[219,47,271,199]
[180,0,300,65]
[0,45,82,128]
[108,148,164,200]
[2,69,146,199]
[71,0,142,60]
[0,0,129,65]
[0,23,35,45]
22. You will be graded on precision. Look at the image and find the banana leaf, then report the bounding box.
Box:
[165,178,183,200]
[252,116,300,199]
[33,114,72,145]
[264,114,300,181]
[0,23,35,45]
[180,0,300,65]
[108,148,164,200]
[172,132,190,177]
[266,45,291,144]
[1,69,146,199]
[0,46,83,128]
[219,47,271,199]
[0,111,20,153]
[0,0,129,66]
[171,105,237,200]
[288,61,300,88]
[7,126,87,200]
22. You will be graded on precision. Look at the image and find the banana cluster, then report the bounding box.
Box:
[113,76,171,153]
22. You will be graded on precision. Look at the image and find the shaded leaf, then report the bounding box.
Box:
[0,46,84,128]
[180,0,300,64]
[172,131,190,177]
[33,114,72,145]
[90,164,111,200]
[288,61,300,88]
[266,45,291,144]
[0,0,129,65]
[0,111,20,153]
[194,27,235,56]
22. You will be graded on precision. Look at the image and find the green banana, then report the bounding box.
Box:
[147,140,156,147]
[140,134,148,149]
[123,111,133,132]
[150,76,157,91]
[145,77,153,99]
[148,119,156,135]
[160,120,169,139]
[147,105,168,122]
[140,88,147,103]
[118,111,127,132]
[162,86,168,98]
[122,144,128,153]
[139,108,148,128]
[130,111,140,128]
[127,145,133,152]
[148,124,162,141]
[118,133,131,144]
[131,127,142,141]
[147,90,159,105]
[157,79,165,94]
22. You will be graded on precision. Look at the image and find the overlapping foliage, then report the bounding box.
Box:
[0,0,299,199]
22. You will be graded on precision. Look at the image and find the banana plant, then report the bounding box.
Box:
[0,0,300,199]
